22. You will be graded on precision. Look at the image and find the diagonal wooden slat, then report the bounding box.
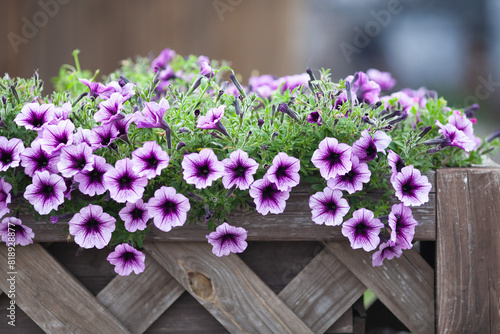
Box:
[144,242,314,334]
[97,254,185,334]
[278,247,365,333]
[324,243,435,334]
[0,243,130,334]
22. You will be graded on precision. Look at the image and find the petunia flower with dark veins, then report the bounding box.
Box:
[24,171,67,215]
[131,141,170,179]
[206,222,248,257]
[147,186,190,232]
[388,203,418,250]
[103,158,148,203]
[352,129,391,163]
[57,143,95,178]
[119,199,149,232]
[372,241,403,267]
[197,105,230,137]
[73,156,112,196]
[94,92,125,124]
[342,208,384,252]
[181,149,224,189]
[221,149,259,190]
[14,102,55,131]
[107,243,146,276]
[68,204,116,249]
[309,187,350,226]
[392,165,432,207]
[0,217,34,246]
[387,149,405,183]
[249,175,290,215]
[0,178,12,219]
[37,119,74,154]
[89,123,120,150]
[311,137,352,180]
[266,152,300,191]
[0,137,23,174]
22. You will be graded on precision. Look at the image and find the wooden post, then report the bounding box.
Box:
[436,168,500,333]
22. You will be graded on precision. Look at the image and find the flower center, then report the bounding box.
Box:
[85,218,100,233]
[74,157,87,169]
[275,165,289,179]
[396,160,405,173]
[221,233,235,244]
[366,142,377,159]
[233,165,247,178]
[196,164,211,179]
[41,184,54,195]
[89,169,103,182]
[0,152,12,165]
[354,221,369,238]
[261,184,279,201]
[162,200,176,215]
[119,174,132,187]
[402,181,416,194]
[343,170,357,182]
[326,200,337,213]
[32,114,45,128]
[121,251,135,262]
[131,207,144,220]
[326,151,341,165]
[146,156,159,168]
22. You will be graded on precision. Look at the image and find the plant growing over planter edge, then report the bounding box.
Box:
[0,48,498,276]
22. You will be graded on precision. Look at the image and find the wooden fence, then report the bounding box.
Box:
[0,168,499,333]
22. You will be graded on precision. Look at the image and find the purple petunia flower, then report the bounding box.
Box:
[57,143,95,178]
[309,187,350,226]
[24,171,67,215]
[392,165,432,206]
[134,98,170,130]
[38,119,75,154]
[51,102,72,123]
[366,69,396,91]
[346,71,381,104]
[311,137,352,180]
[107,243,146,276]
[221,149,259,190]
[307,111,322,125]
[249,176,290,215]
[327,155,371,194]
[119,199,149,232]
[206,222,248,257]
[14,102,55,130]
[0,217,34,246]
[434,121,476,152]
[99,81,135,101]
[200,61,215,78]
[68,204,116,249]
[380,91,415,113]
[352,129,392,163]
[388,203,418,250]
[103,158,148,203]
[94,92,125,124]
[0,178,12,219]
[113,114,134,140]
[147,186,190,232]
[387,149,405,184]
[152,48,176,70]
[342,208,384,252]
[0,136,24,172]
[181,149,224,189]
[197,105,229,137]
[89,123,120,150]
[266,152,300,191]
[372,241,403,267]
[73,156,112,196]
[80,79,110,99]
[131,141,170,179]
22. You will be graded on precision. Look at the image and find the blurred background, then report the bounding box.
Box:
[0,0,499,332]
[1,0,499,142]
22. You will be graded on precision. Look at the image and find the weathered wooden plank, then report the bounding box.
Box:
[278,248,364,333]
[436,168,500,333]
[0,243,130,334]
[144,242,314,334]
[97,255,185,334]
[24,193,436,242]
[324,243,435,334]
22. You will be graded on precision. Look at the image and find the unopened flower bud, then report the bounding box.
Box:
[194,109,201,118]
[229,74,246,97]
[418,125,432,138]
[271,132,279,140]
[176,142,186,150]
[463,103,479,118]
[179,127,191,134]
[257,119,264,128]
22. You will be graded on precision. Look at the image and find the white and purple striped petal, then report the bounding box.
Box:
[266,152,300,191]
[249,176,290,215]
[311,137,352,180]
[221,149,259,190]
[181,148,224,189]
[309,187,350,226]
[38,119,75,154]
[388,203,418,249]
[24,171,66,215]
[14,102,55,130]
[131,141,170,179]
[0,217,34,246]
[392,165,432,206]
[0,136,24,172]
[57,143,95,178]
[107,243,145,276]
[119,199,149,232]
[206,222,248,257]
[73,156,112,196]
[327,155,371,194]
[68,204,116,249]
[147,186,190,232]
[103,158,148,203]
[342,208,384,252]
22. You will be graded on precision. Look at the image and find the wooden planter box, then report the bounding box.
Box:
[0,168,499,333]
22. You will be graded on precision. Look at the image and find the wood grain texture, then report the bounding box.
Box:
[97,255,185,334]
[0,243,130,334]
[436,168,500,333]
[278,248,364,333]
[144,242,314,334]
[325,242,435,334]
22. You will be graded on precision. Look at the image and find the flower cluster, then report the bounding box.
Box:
[0,49,498,276]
